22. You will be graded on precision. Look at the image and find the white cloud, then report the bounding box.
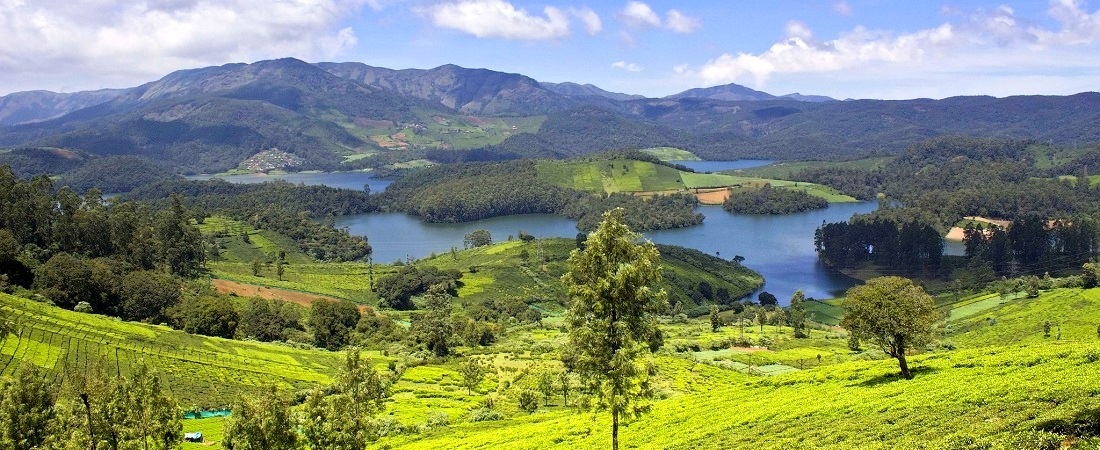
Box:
[571,7,603,35]
[611,60,643,72]
[832,0,853,17]
[620,1,661,28]
[0,0,366,93]
[665,10,700,33]
[428,0,570,40]
[688,0,1100,88]
[619,2,700,33]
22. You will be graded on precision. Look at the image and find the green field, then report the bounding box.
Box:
[348,110,546,153]
[536,159,857,202]
[735,157,893,180]
[640,147,701,161]
[6,280,1100,448]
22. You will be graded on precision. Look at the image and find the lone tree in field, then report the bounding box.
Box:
[841,276,939,379]
[459,357,487,395]
[562,208,667,450]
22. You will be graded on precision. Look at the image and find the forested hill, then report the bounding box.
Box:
[1,58,1100,176]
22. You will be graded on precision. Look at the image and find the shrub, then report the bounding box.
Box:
[469,407,505,422]
[518,389,539,413]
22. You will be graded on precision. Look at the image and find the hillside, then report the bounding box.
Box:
[3,280,1100,448]
[3,59,1100,177]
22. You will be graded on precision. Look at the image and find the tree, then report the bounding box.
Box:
[758,291,778,307]
[537,368,556,406]
[179,295,240,339]
[561,208,667,450]
[155,194,205,277]
[459,358,488,395]
[119,270,182,323]
[223,385,299,450]
[559,371,574,407]
[788,290,808,338]
[301,348,387,450]
[709,305,722,332]
[464,229,492,248]
[413,286,454,357]
[840,277,939,379]
[310,300,361,350]
[0,364,58,450]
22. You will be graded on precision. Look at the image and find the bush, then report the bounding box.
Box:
[421,411,450,431]
[469,407,505,422]
[518,389,539,413]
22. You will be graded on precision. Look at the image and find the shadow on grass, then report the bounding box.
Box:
[854,366,940,387]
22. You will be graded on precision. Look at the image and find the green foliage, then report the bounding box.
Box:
[722,184,828,214]
[176,295,240,339]
[459,358,488,395]
[60,155,181,194]
[562,208,668,450]
[412,288,456,357]
[464,229,492,248]
[120,270,182,323]
[0,364,58,450]
[223,386,299,450]
[841,277,939,379]
[309,299,361,350]
[301,348,387,450]
[517,390,539,413]
[376,265,461,310]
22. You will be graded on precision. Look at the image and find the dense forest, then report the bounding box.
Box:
[125,179,374,261]
[376,159,703,232]
[810,137,1100,278]
[721,184,828,215]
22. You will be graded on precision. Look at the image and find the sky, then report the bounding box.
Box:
[1,0,1100,100]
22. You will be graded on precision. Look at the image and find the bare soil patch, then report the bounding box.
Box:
[212,279,369,311]
[693,188,730,205]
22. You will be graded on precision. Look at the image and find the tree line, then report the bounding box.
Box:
[376,159,703,232]
[722,184,828,215]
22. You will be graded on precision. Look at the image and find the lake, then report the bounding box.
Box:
[198,167,876,302]
[336,202,878,303]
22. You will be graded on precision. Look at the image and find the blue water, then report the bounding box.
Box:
[336,202,879,302]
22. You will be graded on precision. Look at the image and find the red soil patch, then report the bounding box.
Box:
[213,279,370,312]
[693,188,730,205]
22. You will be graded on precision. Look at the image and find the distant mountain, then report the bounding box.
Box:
[0,89,127,126]
[782,93,835,102]
[0,58,437,174]
[3,57,1100,178]
[540,82,645,101]
[317,62,576,115]
[666,83,779,102]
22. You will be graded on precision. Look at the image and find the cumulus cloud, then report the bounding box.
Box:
[428,0,571,40]
[611,60,643,72]
[620,1,661,28]
[665,10,700,33]
[619,1,698,32]
[0,0,366,93]
[571,6,603,35]
[687,0,1100,87]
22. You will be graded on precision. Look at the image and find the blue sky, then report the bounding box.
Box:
[2,0,1099,99]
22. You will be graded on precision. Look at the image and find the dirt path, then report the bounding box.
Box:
[212,279,369,311]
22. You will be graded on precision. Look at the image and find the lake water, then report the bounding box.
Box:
[186,171,393,193]
[336,202,878,303]
[671,160,774,173]
[195,167,878,302]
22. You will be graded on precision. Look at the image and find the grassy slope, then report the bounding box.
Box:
[536,159,857,202]
[640,147,701,161]
[3,283,1100,449]
[735,157,893,180]
[0,293,346,409]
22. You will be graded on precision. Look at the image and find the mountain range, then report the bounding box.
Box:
[1,57,1099,176]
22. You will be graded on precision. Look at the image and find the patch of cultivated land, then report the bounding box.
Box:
[734,157,893,179]
[212,279,342,309]
[536,159,857,203]
[640,147,701,161]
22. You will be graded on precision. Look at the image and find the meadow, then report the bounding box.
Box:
[535,159,857,202]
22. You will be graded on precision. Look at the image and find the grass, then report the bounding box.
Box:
[734,157,893,180]
[536,159,856,202]
[6,281,1100,449]
[0,293,344,409]
[640,147,700,161]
